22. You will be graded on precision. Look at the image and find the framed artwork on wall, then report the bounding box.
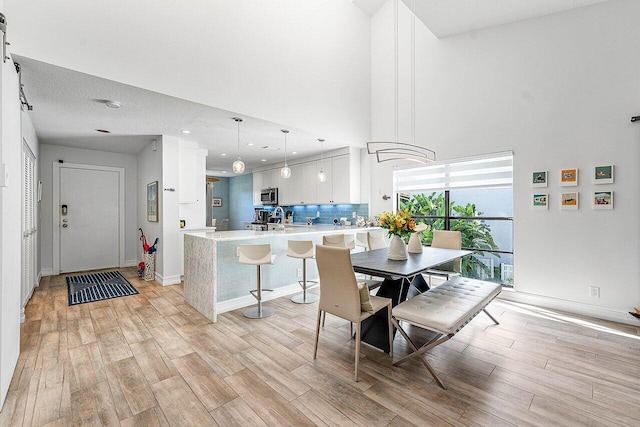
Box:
[560,192,579,210]
[560,168,578,186]
[533,193,548,210]
[593,165,614,184]
[593,191,613,209]
[531,171,548,187]
[147,181,158,222]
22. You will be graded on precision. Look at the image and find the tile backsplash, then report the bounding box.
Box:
[263,204,369,225]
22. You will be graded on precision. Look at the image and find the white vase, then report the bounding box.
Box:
[407,232,423,254]
[388,235,408,260]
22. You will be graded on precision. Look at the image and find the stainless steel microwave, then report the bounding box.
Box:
[260,188,278,205]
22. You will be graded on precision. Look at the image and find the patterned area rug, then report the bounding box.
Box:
[66,270,139,306]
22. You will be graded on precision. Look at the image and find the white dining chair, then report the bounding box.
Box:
[425,230,462,286]
[314,245,393,381]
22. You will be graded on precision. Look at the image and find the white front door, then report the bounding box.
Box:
[59,166,120,273]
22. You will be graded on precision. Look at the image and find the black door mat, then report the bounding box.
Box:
[66,270,139,306]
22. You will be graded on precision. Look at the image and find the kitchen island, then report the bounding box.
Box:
[183,225,378,322]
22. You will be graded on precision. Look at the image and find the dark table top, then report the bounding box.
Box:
[350,247,472,279]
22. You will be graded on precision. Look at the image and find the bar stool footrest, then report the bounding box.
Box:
[249,288,274,300]
[298,279,318,290]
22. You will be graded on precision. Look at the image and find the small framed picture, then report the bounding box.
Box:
[212,197,223,207]
[147,181,158,222]
[531,171,548,188]
[593,165,614,184]
[560,168,578,186]
[533,193,548,210]
[561,192,579,210]
[593,191,613,209]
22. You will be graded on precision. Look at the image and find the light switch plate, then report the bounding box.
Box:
[0,163,6,186]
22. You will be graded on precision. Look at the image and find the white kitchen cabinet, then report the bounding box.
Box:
[317,155,360,204]
[316,159,332,203]
[253,170,266,206]
[268,168,280,190]
[252,148,360,206]
[330,155,352,203]
[302,162,318,204]
[280,164,304,205]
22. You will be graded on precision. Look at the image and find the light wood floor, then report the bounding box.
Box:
[1,268,640,426]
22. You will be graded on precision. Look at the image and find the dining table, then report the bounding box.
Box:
[350,246,472,353]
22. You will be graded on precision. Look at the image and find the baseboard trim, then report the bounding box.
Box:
[498,289,638,326]
[155,273,181,286]
[217,283,309,315]
[124,259,139,267]
[41,268,54,277]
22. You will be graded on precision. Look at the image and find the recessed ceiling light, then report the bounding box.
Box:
[292,151,297,155]
[221,153,227,156]
[261,159,267,162]
[105,100,121,109]
[246,143,254,146]
[221,171,228,174]
[181,130,190,134]
[95,129,111,133]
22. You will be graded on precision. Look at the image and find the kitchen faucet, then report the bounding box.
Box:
[273,206,286,230]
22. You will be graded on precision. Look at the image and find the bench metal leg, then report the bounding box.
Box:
[483,308,499,325]
[391,318,451,389]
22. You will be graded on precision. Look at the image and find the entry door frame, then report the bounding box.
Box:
[52,162,126,275]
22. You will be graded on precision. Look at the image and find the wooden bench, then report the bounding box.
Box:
[391,276,502,389]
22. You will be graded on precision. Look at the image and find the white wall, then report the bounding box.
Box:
[0,45,23,409]
[160,136,181,284]
[370,0,640,322]
[39,144,139,274]
[137,139,164,280]
[5,0,372,146]
[177,143,207,230]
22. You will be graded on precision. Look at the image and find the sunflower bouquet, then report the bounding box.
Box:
[376,210,416,240]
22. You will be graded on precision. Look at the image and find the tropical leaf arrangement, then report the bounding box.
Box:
[376,210,416,239]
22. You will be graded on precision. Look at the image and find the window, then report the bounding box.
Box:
[394,152,514,285]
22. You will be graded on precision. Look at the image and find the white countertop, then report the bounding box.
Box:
[179,226,217,232]
[184,225,379,242]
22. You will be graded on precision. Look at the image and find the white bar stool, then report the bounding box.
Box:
[287,240,319,304]
[322,234,355,250]
[238,244,276,318]
[367,230,388,250]
[355,232,369,251]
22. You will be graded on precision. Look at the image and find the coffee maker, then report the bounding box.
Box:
[253,209,269,224]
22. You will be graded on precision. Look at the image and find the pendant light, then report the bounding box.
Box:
[232,117,245,174]
[367,0,435,164]
[280,129,291,179]
[317,138,326,182]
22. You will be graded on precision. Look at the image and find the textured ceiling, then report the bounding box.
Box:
[17,57,335,174]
